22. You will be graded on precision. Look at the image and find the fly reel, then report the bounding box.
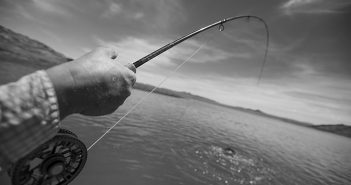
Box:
[9,128,87,185]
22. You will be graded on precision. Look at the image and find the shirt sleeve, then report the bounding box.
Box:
[0,70,60,172]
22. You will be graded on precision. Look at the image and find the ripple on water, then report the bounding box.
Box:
[172,145,275,185]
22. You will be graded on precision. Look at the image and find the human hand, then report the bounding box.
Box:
[46,46,136,118]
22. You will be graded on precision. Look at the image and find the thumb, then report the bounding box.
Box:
[125,63,136,73]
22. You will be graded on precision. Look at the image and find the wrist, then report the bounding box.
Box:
[46,63,77,119]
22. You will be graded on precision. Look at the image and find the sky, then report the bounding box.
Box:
[0,0,350,125]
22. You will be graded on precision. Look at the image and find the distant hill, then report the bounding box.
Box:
[0,25,72,84]
[1,25,350,139]
[0,25,71,67]
[310,124,351,138]
[133,83,219,104]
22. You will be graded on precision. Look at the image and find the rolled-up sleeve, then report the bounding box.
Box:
[0,70,60,172]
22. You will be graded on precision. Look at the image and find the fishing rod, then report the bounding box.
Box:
[133,15,269,84]
[8,15,270,185]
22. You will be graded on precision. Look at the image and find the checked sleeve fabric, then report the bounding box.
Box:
[0,70,60,172]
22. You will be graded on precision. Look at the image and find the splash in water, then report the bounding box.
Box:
[174,145,275,185]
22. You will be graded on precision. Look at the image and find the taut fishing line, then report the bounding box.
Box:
[87,15,270,151]
[87,42,208,151]
[7,15,270,185]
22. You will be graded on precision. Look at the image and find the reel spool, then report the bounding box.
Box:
[9,128,87,185]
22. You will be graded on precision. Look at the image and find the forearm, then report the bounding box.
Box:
[0,46,136,172]
[0,71,60,172]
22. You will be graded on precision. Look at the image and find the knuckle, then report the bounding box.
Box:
[125,88,131,97]
[124,73,136,86]
[121,83,132,96]
[128,72,136,82]
[116,67,136,85]
[95,45,118,57]
[130,75,136,86]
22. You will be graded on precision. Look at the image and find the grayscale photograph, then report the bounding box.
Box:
[0,0,350,185]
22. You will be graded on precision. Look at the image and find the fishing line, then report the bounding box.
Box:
[88,42,208,151]
[88,15,270,151]
[217,17,269,85]
[256,18,269,85]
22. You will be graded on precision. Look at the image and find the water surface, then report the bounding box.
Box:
[64,90,351,185]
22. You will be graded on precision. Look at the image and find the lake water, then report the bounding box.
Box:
[1,89,351,185]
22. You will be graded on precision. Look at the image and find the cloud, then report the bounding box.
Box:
[282,0,318,9]
[0,0,34,20]
[254,38,350,83]
[100,1,145,20]
[285,90,351,107]
[100,0,185,29]
[32,0,72,16]
[101,1,122,18]
[147,0,186,29]
[0,0,75,22]
[284,89,351,123]
[98,0,186,30]
[280,0,351,15]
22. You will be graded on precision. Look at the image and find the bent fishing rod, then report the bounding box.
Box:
[8,15,269,185]
[133,15,269,80]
